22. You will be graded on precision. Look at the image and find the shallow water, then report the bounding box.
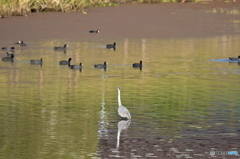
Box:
[0,35,240,158]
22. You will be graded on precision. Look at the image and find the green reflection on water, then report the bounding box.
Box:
[0,35,240,158]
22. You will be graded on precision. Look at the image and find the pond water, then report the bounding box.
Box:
[0,35,240,158]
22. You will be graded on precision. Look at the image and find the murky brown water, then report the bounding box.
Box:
[0,35,240,158]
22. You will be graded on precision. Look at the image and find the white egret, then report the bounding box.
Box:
[116,87,131,119]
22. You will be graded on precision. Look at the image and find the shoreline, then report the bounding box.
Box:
[0,2,240,45]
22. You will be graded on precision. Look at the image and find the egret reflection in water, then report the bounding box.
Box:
[116,120,131,148]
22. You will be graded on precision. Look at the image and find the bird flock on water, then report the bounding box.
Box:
[1,30,136,120]
[2,29,239,120]
[1,35,143,72]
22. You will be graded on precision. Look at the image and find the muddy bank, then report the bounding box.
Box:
[0,2,240,45]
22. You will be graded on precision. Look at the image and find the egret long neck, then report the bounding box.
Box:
[117,89,122,106]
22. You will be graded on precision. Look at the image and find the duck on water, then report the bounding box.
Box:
[2,54,14,62]
[30,58,43,64]
[69,63,83,69]
[54,44,68,50]
[59,58,72,65]
[106,42,116,51]
[229,55,240,62]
